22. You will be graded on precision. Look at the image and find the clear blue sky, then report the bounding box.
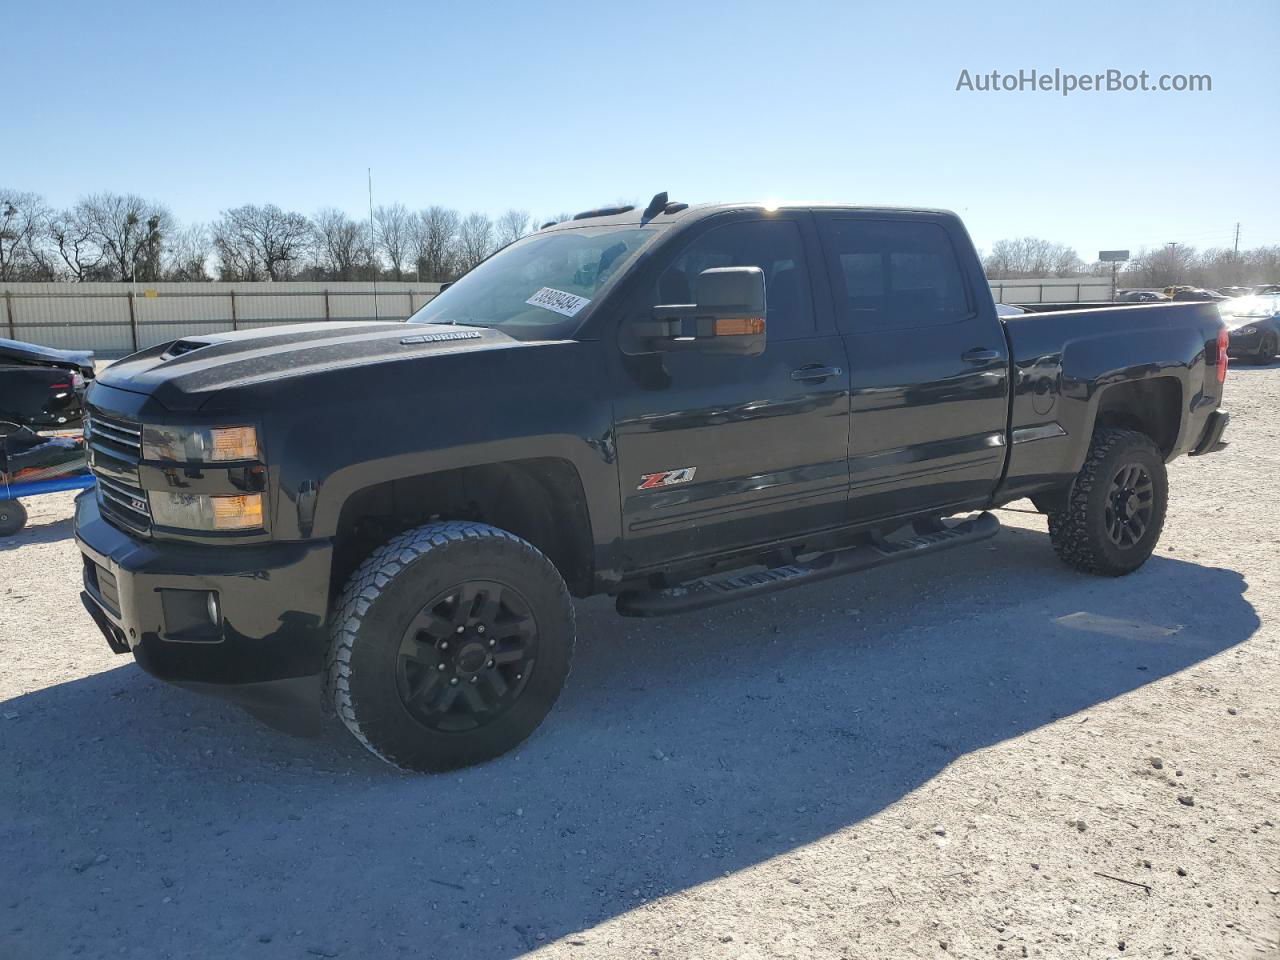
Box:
[9,0,1279,259]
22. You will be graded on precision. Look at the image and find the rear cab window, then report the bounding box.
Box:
[818,217,973,333]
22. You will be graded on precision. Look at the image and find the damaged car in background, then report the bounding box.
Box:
[0,337,95,535]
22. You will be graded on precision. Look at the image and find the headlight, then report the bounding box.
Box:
[142,424,259,462]
[149,492,264,531]
[1233,326,1258,335]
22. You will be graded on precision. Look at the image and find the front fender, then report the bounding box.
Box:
[235,340,621,558]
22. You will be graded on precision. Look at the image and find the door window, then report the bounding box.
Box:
[654,220,815,340]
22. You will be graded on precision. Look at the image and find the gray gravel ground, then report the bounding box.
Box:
[1,365,1278,960]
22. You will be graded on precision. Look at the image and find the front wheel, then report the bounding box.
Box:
[1254,333,1277,365]
[1047,428,1168,576]
[327,521,575,772]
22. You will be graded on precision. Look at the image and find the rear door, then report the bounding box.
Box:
[610,214,851,568]
[815,212,1009,522]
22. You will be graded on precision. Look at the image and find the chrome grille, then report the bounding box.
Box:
[86,409,151,535]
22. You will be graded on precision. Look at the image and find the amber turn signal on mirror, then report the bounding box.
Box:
[712,316,766,337]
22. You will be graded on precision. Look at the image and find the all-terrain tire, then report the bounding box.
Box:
[327,521,575,772]
[0,500,27,537]
[1047,428,1167,577]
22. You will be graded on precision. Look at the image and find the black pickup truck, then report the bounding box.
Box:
[74,195,1230,771]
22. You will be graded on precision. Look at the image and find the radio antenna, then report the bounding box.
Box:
[368,167,379,321]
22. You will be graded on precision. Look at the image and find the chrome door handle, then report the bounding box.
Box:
[791,365,843,382]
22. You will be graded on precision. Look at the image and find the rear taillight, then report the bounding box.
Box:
[1217,326,1229,383]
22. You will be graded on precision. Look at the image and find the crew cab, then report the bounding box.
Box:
[74,195,1230,771]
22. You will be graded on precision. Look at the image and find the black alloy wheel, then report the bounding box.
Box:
[396,580,538,733]
[1104,462,1154,549]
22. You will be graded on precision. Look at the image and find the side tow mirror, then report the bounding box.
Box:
[631,266,767,356]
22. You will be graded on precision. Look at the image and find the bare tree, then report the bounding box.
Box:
[495,209,530,248]
[48,205,106,281]
[164,224,212,281]
[72,193,172,282]
[1244,246,1280,283]
[984,237,1084,279]
[311,208,374,280]
[211,204,312,281]
[413,206,460,282]
[0,190,54,280]
[457,212,495,272]
[1190,247,1245,288]
[372,203,413,280]
[1124,244,1197,288]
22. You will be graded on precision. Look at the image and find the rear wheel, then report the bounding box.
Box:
[0,500,27,537]
[1047,428,1167,576]
[327,521,574,772]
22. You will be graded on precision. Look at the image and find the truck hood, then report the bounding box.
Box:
[94,321,521,412]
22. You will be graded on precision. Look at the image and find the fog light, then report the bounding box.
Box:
[158,589,223,642]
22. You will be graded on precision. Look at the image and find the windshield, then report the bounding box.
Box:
[1221,295,1279,319]
[408,225,657,337]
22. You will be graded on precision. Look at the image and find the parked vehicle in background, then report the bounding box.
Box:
[1172,288,1228,302]
[1116,290,1171,303]
[74,196,1231,772]
[1220,295,1280,364]
[1217,286,1253,299]
[1253,283,1280,295]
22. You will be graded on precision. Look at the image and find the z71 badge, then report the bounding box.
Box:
[637,467,697,490]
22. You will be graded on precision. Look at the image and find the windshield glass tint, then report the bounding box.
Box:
[409,226,655,331]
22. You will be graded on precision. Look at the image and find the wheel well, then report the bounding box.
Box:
[331,458,594,599]
[1093,377,1182,457]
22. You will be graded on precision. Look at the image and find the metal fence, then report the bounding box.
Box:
[3,275,1112,356]
[1,281,444,356]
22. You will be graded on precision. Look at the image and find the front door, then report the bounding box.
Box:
[611,215,851,570]
[815,212,1010,522]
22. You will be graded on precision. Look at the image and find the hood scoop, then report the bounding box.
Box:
[161,339,212,360]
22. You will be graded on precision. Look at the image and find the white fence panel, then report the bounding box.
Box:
[988,278,1114,303]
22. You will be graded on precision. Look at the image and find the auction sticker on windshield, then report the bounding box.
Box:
[526,287,591,318]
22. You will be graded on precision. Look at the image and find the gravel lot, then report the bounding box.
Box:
[2,365,1277,960]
